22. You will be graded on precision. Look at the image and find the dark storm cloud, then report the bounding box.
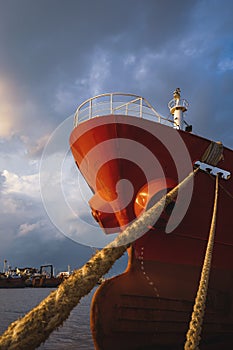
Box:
[1,0,232,145]
[0,186,93,270]
[0,0,195,75]
[6,226,94,272]
[0,0,197,120]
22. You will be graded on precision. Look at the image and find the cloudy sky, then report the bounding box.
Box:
[0,0,233,271]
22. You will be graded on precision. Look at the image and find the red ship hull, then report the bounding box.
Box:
[70,113,233,349]
[0,277,26,288]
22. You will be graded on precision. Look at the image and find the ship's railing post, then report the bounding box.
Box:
[139,97,143,118]
[125,103,128,115]
[89,99,92,119]
[74,113,77,126]
[110,93,113,114]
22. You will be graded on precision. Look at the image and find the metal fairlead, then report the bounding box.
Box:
[194,161,231,180]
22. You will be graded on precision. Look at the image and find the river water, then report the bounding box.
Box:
[0,287,96,349]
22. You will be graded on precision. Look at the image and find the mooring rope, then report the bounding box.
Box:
[201,141,223,166]
[0,169,198,350]
[184,174,219,350]
[0,139,224,350]
[0,245,127,350]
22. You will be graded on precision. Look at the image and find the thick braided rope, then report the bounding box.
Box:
[0,169,197,350]
[184,174,219,350]
[201,141,223,166]
[0,245,126,350]
[109,168,198,248]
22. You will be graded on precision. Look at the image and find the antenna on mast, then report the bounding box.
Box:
[168,88,190,131]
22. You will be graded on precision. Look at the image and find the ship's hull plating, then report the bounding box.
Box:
[91,258,233,350]
[70,115,233,349]
[0,278,26,288]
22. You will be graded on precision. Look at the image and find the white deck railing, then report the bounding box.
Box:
[74,92,174,128]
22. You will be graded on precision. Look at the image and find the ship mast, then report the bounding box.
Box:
[168,88,189,130]
[3,259,7,273]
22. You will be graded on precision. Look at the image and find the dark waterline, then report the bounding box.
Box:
[0,287,95,349]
